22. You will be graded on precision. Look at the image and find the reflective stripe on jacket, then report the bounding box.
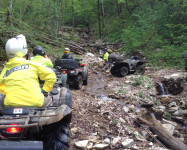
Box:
[30,55,53,68]
[0,57,56,107]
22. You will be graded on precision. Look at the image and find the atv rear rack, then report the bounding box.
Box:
[0,105,71,128]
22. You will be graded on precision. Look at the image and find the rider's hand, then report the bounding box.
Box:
[44,54,48,58]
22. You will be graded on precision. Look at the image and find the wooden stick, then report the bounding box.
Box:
[138,113,187,150]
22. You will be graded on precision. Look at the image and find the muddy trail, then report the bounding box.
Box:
[69,54,187,150]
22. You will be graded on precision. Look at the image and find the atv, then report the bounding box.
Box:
[108,54,145,77]
[54,58,88,90]
[0,84,72,150]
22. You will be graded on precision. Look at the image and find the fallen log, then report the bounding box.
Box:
[138,112,187,150]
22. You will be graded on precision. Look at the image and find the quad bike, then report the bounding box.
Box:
[54,58,88,90]
[108,54,145,77]
[0,83,72,150]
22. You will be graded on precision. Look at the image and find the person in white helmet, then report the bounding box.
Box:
[0,34,56,107]
[61,48,74,59]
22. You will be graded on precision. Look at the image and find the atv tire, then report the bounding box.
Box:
[118,66,129,77]
[83,68,88,85]
[110,66,119,77]
[43,117,71,150]
[135,65,145,75]
[61,74,67,87]
[74,75,83,89]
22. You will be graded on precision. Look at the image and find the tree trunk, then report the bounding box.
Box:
[9,0,12,22]
[150,0,155,10]
[97,0,101,37]
[101,0,105,28]
[72,0,74,27]
[138,113,187,150]
[61,0,65,33]
[84,0,90,32]
[56,0,63,37]
[19,0,22,20]
[125,0,132,14]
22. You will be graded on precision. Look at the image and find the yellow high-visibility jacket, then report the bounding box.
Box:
[103,52,109,62]
[0,57,56,107]
[30,55,53,68]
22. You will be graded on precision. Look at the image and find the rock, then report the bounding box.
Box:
[111,137,121,146]
[168,106,179,113]
[121,138,134,148]
[93,143,109,149]
[75,140,89,149]
[123,106,129,113]
[158,106,166,112]
[162,72,187,95]
[119,117,126,124]
[134,131,145,141]
[162,118,177,127]
[87,142,94,149]
[102,138,110,144]
[169,102,177,107]
[86,53,95,57]
[71,127,78,133]
[162,124,175,135]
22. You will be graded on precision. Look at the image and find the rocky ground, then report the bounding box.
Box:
[69,53,187,150]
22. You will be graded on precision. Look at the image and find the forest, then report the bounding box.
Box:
[0,0,186,67]
[0,1,187,150]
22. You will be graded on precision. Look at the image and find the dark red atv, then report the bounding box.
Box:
[54,58,88,90]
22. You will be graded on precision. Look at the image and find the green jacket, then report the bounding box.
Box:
[31,55,53,68]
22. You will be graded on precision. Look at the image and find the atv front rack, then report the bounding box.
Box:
[0,105,71,128]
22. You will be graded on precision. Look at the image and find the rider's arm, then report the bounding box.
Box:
[35,64,56,92]
[45,59,54,68]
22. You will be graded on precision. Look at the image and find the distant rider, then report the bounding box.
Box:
[0,34,56,107]
[61,48,74,59]
[103,48,113,71]
[31,46,53,68]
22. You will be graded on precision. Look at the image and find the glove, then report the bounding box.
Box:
[41,89,46,93]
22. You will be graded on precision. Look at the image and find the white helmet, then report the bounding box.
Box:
[5,34,28,58]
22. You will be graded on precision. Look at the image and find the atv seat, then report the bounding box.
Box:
[55,59,79,70]
[108,54,125,62]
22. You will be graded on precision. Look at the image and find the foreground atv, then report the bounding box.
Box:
[54,59,88,90]
[0,85,72,150]
[108,55,145,77]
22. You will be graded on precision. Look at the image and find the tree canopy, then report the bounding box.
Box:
[0,0,186,67]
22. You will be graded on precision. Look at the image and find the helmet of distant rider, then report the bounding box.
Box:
[5,34,28,58]
[64,48,70,53]
[33,46,45,56]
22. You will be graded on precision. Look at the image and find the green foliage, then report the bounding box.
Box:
[145,44,187,69]
[0,0,186,70]
[139,91,145,99]
[118,89,126,94]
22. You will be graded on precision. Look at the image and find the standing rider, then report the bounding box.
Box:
[61,48,74,59]
[103,48,113,71]
[0,34,56,107]
[31,46,53,68]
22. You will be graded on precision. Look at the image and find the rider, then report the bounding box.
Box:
[31,46,53,68]
[103,48,113,71]
[61,48,74,59]
[0,34,56,107]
